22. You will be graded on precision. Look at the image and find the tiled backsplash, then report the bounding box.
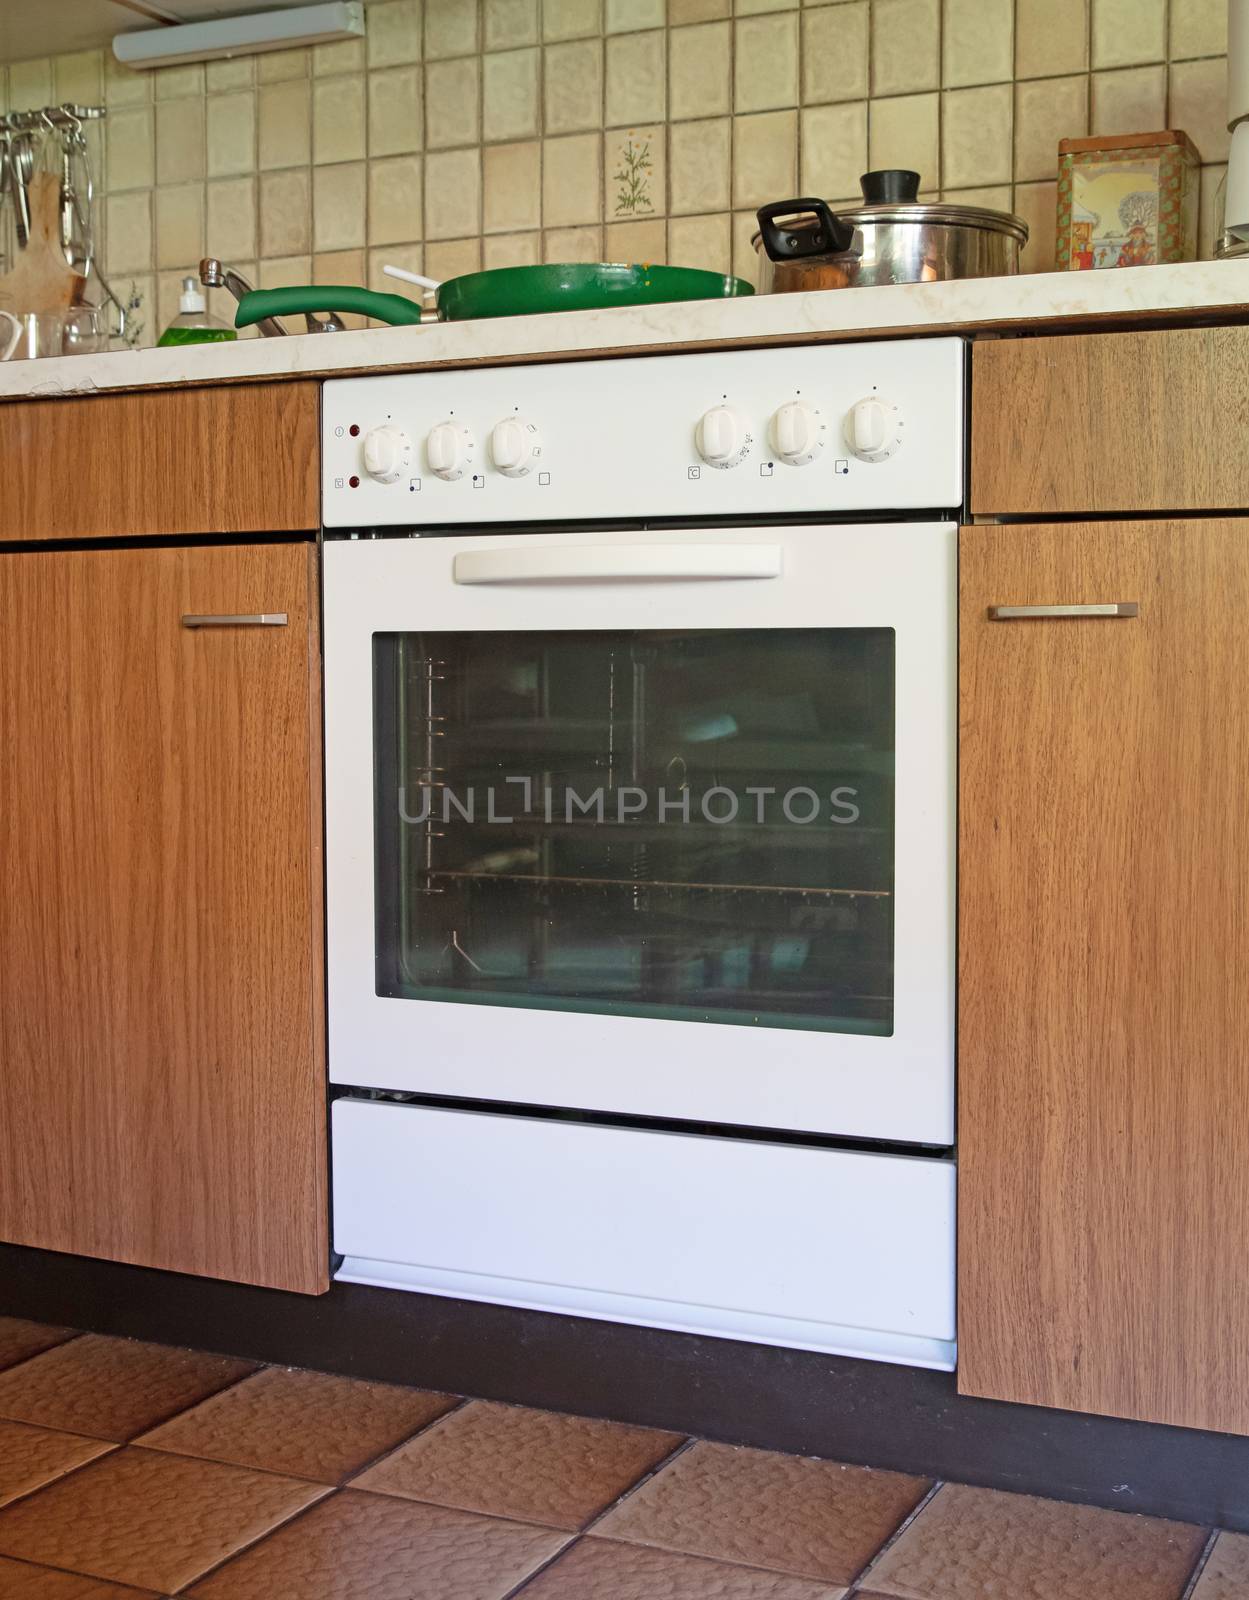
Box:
[0,0,1231,344]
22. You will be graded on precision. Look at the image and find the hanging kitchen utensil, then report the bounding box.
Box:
[0,170,86,317]
[753,170,1027,292]
[234,261,753,332]
[10,132,34,249]
[57,109,94,276]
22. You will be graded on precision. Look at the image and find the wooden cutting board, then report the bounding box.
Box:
[0,171,85,314]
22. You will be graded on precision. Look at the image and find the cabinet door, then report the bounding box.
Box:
[959,519,1249,1433]
[0,543,327,1293]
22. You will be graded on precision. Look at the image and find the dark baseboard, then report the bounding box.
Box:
[2,1242,1246,1532]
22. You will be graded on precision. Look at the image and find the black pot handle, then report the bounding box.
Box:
[755,198,856,263]
[859,169,921,204]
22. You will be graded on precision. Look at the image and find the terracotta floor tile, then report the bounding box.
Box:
[0,1335,257,1442]
[0,1419,115,1508]
[185,1486,569,1599]
[1191,1530,1249,1598]
[0,1555,160,1598]
[596,1440,930,1585]
[517,1535,850,1597]
[136,1364,458,1483]
[0,1321,78,1374]
[0,1445,325,1593]
[863,1482,1207,1600]
[352,1400,684,1530]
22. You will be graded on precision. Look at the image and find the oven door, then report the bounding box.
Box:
[324,522,954,1144]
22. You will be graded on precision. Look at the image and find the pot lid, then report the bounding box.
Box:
[752,171,1028,253]
[751,201,1029,247]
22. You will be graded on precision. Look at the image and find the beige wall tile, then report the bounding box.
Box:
[484,139,542,230]
[315,38,366,75]
[544,0,602,38]
[731,207,762,285]
[1171,0,1226,62]
[155,183,205,269]
[426,0,481,56]
[942,82,1011,188]
[259,79,312,168]
[156,99,205,183]
[207,175,257,260]
[800,100,866,196]
[1015,74,1086,182]
[0,65,8,115]
[8,58,51,110]
[425,56,480,146]
[425,145,482,235]
[735,14,798,112]
[1014,176,1057,270]
[1092,0,1164,69]
[669,116,730,212]
[369,65,423,154]
[607,0,665,29]
[942,0,1011,87]
[312,248,369,325]
[483,48,540,140]
[259,254,312,286]
[669,0,729,21]
[368,0,423,67]
[485,0,540,47]
[606,30,666,124]
[545,40,604,131]
[868,90,938,179]
[155,64,204,100]
[544,130,603,222]
[207,57,255,91]
[313,75,365,162]
[368,153,424,241]
[106,107,156,191]
[731,108,797,206]
[54,50,103,104]
[106,191,153,274]
[802,3,867,104]
[736,0,797,17]
[1090,63,1165,135]
[314,160,367,248]
[942,182,1011,206]
[260,167,312,254]
[607,215,667,255]
[207,89,256,176]
[872,0,939,96]
[483,230,542,264]
[544,223,603,257]
[670,22,731,119]
[667,209,730,268]
[369,242,426,295]
[1199,161,1226,257]
[105,53,149,108]
[1016,0,1087,77]
[426,235,483,273]
[259,48,311,82]
[606,123,665,217]
[1170,57,1229,162]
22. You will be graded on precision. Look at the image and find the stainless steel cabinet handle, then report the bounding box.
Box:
[987,603,1139,621]
[181,613,289,628]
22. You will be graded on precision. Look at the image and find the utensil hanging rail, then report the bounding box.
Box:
[0,105,105,133]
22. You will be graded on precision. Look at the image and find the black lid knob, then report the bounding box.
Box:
[859,169,921,204]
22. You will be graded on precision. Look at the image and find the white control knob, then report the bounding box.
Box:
[427,420,475,481]
[490,416,542,478]
[769,401,826,467]
[696,404,750,469]
[361,424,412,484]
[844,397,904,462]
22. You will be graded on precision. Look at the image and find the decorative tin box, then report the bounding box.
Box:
[1055,130,1201,270]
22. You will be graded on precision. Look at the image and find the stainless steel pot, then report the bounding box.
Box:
[753,170,1028,291]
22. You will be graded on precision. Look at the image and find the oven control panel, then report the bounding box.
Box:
[322,338,963,527]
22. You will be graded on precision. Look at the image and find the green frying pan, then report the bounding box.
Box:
[234,261,753,330]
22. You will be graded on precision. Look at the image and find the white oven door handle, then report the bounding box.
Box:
[452,543,784,585]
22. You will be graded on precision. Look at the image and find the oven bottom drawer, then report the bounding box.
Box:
[332,1099,956,1370]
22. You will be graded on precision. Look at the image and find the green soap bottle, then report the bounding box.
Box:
[157,277,237,347]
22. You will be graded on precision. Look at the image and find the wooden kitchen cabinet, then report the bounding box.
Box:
[0,541,327,1293]
[958,518,1249,1434]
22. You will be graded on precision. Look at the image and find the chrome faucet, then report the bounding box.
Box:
[200,258,346,337]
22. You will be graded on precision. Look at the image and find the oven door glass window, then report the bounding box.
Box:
[374,628,895,1035]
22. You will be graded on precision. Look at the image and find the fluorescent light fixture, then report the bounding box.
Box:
[113,2,364,69]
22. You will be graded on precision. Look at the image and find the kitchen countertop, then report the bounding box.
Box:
[3,259,1249,399]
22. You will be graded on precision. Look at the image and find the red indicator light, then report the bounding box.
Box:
[349,424,360,437]
[349,475,360,488]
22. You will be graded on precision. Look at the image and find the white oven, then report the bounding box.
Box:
[322,340,961,1368]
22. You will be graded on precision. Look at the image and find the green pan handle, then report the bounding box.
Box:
[234,285,427,328]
